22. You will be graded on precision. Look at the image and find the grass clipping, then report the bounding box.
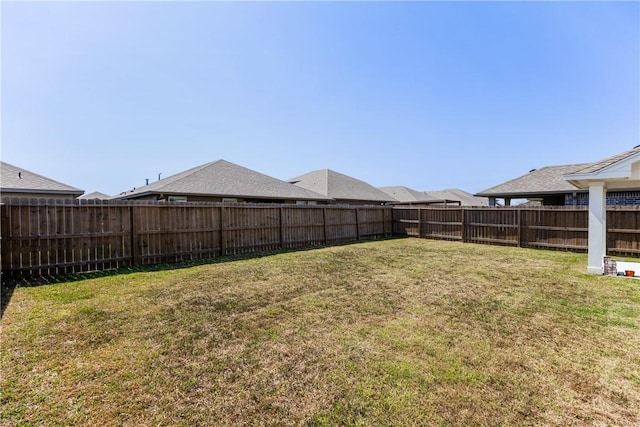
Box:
[1,239,639,426]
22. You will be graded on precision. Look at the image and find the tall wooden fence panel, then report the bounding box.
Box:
[465,209,519,246]
[607,208,640,256]
[325,207,358,242]
[0,199,133,276]
[134,204,221,265]
[392,208,420,237]
[224,205,281,255]
[281,206,326,249]
[520,208,588,252]
[393,206,639,257]
[0,199,392,279]
[421,208,463,241]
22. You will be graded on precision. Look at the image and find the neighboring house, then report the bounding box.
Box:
[288,169,396,205]
[379,186,444,205]
[111,159,332,204]
[380,186,488,206]
[476,146,640,206]
[0,161,84,201]
[78,191,111,200]
[423,189,488,206]
[476,164,588,206]
[378,186,458,206]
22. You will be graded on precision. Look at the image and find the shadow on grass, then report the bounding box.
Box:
[0,237,399,319]
[1,282,16,320]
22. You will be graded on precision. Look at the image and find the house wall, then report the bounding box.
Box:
[565,191,640,206]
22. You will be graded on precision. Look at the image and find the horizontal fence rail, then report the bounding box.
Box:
[1,199,393,279]
[393,206,640,257]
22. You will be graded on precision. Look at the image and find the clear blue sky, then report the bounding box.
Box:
[2,1,638,197]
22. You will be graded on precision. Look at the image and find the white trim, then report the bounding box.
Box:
[564,152,640,185]
[566,172,630,181]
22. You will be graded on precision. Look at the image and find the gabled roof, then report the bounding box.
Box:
[0,161,84,196]
[476,164,590,198]
[288,169,395,203]
[378,186,439,203]
[79,191,111,200]
[379,186,488,206]
[570,145,640,175]
[564,146,640,189]
[113,160,331,201]
[423,189,489,206]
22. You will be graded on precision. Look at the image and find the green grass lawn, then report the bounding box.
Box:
[1,238,639,426]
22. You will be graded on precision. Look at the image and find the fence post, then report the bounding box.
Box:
[461,208,467,243]
[355,208,361,240]
[130,205,138,266]
[386,207,392,237]
[220,206,227,256]
[517,208,522,247]
[279,207,285,249]
[0,203,8,275]
[322,208,328,244]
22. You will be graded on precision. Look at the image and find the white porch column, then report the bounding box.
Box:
[587,182,607,274]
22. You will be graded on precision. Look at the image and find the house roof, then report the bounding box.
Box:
[423,189,489,206]
[564,146,640,190]
[288,169,396,203]
[379,186,488,206]
[378,186,439,203]
[476,164,590,198]
[78,191,111,200]
[113,160,332,201]
[0,161,84,196]
[570,145,640,175]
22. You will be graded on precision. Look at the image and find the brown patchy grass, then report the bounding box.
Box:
[1,238,639,426]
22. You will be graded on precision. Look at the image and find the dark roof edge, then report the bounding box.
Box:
[474,189,587,197]
[1,188,84,196]
[113,190,333,201]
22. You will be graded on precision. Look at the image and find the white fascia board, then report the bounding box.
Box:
[564,153,640,184]
[564,171,631,181]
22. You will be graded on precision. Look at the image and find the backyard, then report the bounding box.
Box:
[1,238,639,426]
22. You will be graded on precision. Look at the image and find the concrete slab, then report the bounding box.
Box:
[616,261,640,278]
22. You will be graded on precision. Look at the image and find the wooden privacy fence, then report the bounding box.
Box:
[3,201,639,279]
[393,206,640,257]
[0,199,393,278]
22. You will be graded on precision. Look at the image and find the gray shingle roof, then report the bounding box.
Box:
[570,145,640,174]
[113,160,331,201]
[78,191,111,200]
[379,186,488,206]
[0,161,84,196]
[476,164,590,197]
[288,169,396,203]
[423,189,489,206]
[378,186,436,203]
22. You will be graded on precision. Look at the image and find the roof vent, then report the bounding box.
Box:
[18,171,22,179]
[634,144,640,149]
[529,168,537,173]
